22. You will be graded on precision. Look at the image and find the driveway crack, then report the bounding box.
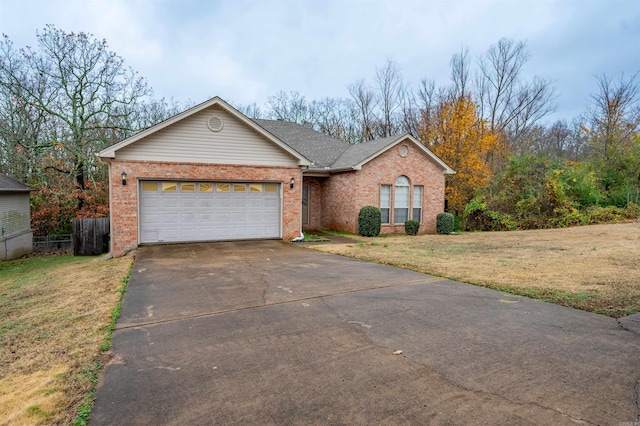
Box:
[635,380,640,422]
[332,306,598,425]
[429,365,598,425]
[617,318,640,337]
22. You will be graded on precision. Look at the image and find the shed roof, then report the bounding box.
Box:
[0,174,31,193]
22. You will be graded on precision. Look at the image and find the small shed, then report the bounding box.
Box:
[0,174,33,260]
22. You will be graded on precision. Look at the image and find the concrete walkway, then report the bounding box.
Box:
[91,241,640,425]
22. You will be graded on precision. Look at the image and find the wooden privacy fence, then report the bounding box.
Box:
[72,217,110,256]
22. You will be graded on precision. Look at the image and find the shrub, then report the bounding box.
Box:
[436,213,455,234]
[358,206,381,237]
[625,202,640,219]
[462,197,514,231]
[585,205,628,224]
[405,220,420,235]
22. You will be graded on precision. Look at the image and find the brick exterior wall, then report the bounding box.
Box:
[356,142,445,234]
[320,172,358,231]
[302,141,445,235]
[109,159,302,257]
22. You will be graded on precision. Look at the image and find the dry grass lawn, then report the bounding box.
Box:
[0,255,133,425]
[308,222,640,317]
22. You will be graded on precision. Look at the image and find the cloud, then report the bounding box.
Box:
[1,0,638,122]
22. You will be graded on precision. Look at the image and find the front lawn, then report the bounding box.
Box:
[0,254,133,425]
[305,222,640,317]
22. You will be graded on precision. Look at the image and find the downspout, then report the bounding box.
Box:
[291,166,307,242]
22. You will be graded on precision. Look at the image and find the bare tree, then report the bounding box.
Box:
[398,85,420,137]
[476,38,556,151]
[312,97,360,143]
[0,79,50,181]
[375,58,403,137]
[266,90,316,124]
[450,46,470,99]
[0,26,151,207]
[348,79,378,142]
[582,72,640,197]
[235,102,263,119]
[526,120,579,158]
[585,72,640,162]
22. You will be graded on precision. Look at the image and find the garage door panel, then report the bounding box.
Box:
[231,212,247,222]
[247,198,264,208]
[247,212,263,221]
[214,212,231,222]
[198,213,213,223]
[264,198,279,208]
[180,227,199,239]
[161,229,180,241]
[141,196,161,208]
[140,181,281,243]
[162,212,179,223]
[216,226,233,238]
[161,198,180,208]
[232,198,247,208]
[197,198,214,208]
[142,212,161,224]
[180,197,197,208]
[180,212,196,223]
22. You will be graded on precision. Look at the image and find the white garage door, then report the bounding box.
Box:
[139,181,281,243]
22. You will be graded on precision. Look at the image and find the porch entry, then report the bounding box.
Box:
[302,184,309,225]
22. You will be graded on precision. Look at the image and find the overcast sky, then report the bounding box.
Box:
[1,0,638,124]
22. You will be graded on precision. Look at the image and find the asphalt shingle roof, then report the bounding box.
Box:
[253,119,349,168]
[253,119,404,171]
[0,174,31,192]
[330,135,403,170]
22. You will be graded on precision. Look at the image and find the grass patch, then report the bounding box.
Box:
[0,254,133,425]
[318,229,354,237]
[302,233,330,242]
[307,222,640,318]
[74,261,133,426]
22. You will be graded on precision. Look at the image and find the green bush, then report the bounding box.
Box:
[585,205,629,224]
[358,206,381,237]
[625,202,640,218]
[404,220,420,235]
[436,213,455,234]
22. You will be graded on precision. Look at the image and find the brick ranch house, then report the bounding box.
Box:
[98,97,454,257]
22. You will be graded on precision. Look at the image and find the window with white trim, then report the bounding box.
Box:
[413,185,423,223]
[379,177,423,225]
[380,185,391,224]
[394,176,410,224]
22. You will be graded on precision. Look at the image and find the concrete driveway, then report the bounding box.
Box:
[91,241,640,425]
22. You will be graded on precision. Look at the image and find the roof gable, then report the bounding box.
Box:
[342,134,455,174]
[98,97,311,166]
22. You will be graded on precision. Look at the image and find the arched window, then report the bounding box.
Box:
[394,176,410,223]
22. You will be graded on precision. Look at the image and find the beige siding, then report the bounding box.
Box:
[117,106,299,166]
[0,193,31,237]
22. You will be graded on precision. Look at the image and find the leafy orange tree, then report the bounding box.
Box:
[419,95,498,214]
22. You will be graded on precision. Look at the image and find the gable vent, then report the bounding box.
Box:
[207,115,224,132]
